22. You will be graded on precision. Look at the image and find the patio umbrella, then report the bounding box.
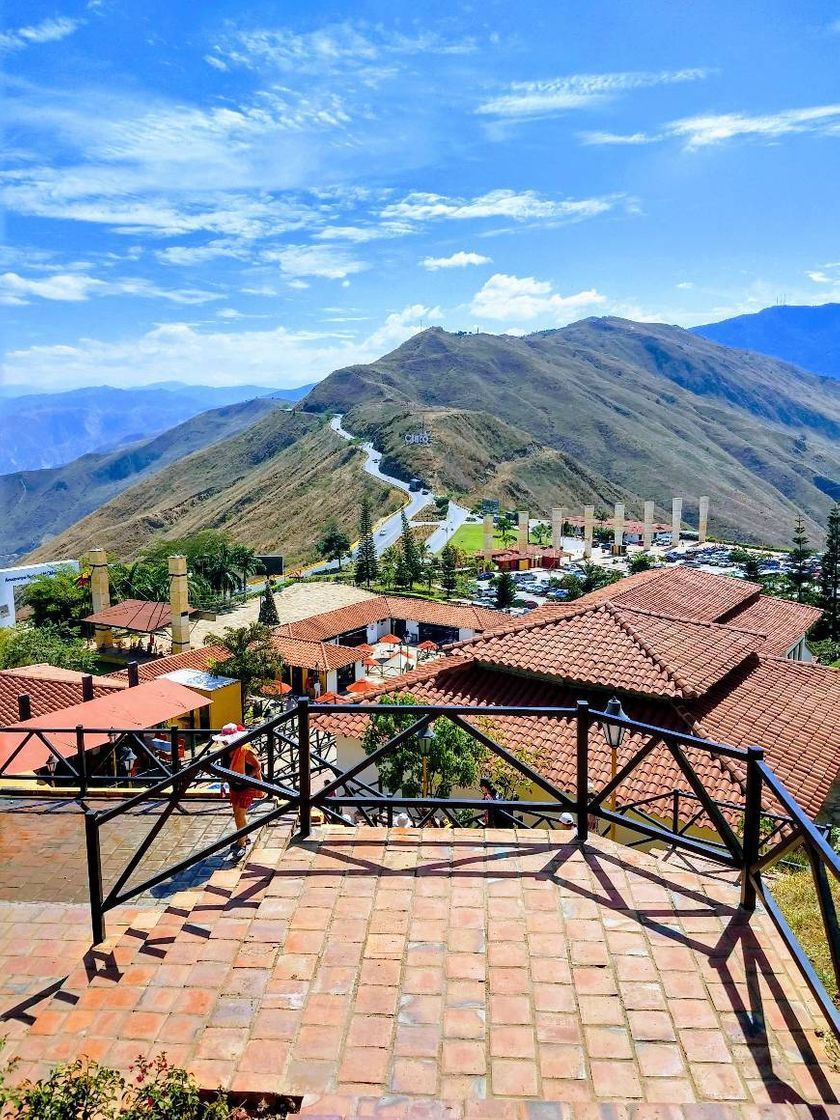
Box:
[379,633,400,646]
[346,679,377,694]
[418,640,438,651]
[357,643,374,655]
[262,680,292,696]
[363,657,379,669]
[318,691,339,704]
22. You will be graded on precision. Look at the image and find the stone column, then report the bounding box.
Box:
[483,514,494,561]
[671,498,683,549]
[613,503,625,555]
[583,506,594,559]
[88,547,112,650]
[518,511,529,557]
[168,555,191,653]
[643,501,654,550]
[698,496,709,544]
[551,506,564,553]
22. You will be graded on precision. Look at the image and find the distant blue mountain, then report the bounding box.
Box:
[692,303,840,380]
[0,382,314,472]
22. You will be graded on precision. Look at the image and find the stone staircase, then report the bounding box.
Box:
[3,824,839,1115]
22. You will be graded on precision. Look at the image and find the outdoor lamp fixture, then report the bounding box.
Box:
[45,754,57,785]
[419,722,434,800]
[601,696,626,841]
[122,746,137,776]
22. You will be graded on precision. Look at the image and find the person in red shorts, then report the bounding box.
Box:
[213,723,264,858]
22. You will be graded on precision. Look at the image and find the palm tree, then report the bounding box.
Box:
[230,544,263,596]
[532,522,549,546]
[204,622,284,701]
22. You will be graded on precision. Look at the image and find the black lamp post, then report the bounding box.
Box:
[601,696,626,840]
[418,723,434,801]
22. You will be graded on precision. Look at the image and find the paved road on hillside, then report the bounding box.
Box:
[328,415,470,559]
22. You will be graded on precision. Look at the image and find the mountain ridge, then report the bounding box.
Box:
[692,303,840,381]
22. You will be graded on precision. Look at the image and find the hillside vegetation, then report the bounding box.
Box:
[306,318,840,544]
[0,398,283,565]
[26,410,403,565]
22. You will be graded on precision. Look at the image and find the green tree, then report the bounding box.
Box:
[378,545,399,590]
[21,570,92,634]
[400,511,423,588]
[361,694,483,798]
[789,517,812,603]
[258,581,280,625]
[316,520,351,570]
[628,552,654,574]
[0,624,97,673]
[532,522,549,546]
[440,545,458,598]
[204,622,284,700]
[229,543,263,594]
[354,496,379,587]
[743,555,762,581]
[819,503,840,640]
[497,515,515,548]
[575,560,622,594]
[495,570,516,609]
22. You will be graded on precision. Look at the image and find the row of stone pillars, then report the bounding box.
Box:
[482,497,710,561]
[87,548,191,653]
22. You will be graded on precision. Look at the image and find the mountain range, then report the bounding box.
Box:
[17,314,840,565]
[0,381,313,473]
[693,303,840,381]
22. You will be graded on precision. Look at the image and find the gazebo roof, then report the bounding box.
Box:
[84,600,197,634]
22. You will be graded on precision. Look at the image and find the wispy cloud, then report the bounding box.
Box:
[421,251,492,270]
[263,244,368,280]
[0,17,80,52]
[0,270,221,306]
[470,273,606,322]
[478,68,709,120]
[582,103,840,149]
[382,189,618,224]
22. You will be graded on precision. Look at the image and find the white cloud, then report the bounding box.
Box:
[676,281,694,290]
[0,271,221,306]
[382,189,617,224]
[470,273,606,322]
[204,54,228,72]
[670,104,840,148]
[583,103,840,149]
[0,17,80,52]
[807,270,832,284]
[2,305,441,390]
[421,251,492,270]
[265,244,368,280]
[578,131,658,146]
[478,68,709,120]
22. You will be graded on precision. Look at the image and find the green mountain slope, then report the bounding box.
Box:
[0,397,283,565]
[306,319,840,544]
[25,410,402,566]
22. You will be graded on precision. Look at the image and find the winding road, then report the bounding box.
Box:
[327,414,470,563]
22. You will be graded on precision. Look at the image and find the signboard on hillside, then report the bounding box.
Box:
[405,431,432,445]
[0,560,80,629]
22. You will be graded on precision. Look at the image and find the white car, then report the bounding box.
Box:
[378,529,387,536]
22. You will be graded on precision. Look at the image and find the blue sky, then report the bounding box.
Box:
[3,0,840,390]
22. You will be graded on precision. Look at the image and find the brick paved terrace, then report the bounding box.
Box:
[3,824,840,1113]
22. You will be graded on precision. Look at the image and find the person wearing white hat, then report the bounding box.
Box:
[213,723,264,857]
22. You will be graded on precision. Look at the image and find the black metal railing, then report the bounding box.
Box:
[6,697,840,1037]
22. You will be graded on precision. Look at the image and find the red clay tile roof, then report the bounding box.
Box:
[451,602,763,700]
[107,646,227,683]
[283,595,501,642]
[84,599,196,633]
[0,678,211,774]
[578,566,761,621]
[0,669,126,727]
[273,636,361,672]
[313,651,839,820]
[720,595,823,655]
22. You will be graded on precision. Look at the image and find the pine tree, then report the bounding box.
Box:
[495,570,516,610]
[790,517,812,603]
[354,496,379,587]
[820,503,840,640]
[400,510,422,589]
[440,545,458,598]
[258,581,280,625]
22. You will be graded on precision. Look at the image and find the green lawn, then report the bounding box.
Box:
[449,523,512,553]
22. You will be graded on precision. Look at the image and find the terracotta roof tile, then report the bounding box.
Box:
[576,566,761,621]
[107,646,227,683]
[0,670,126,727]
[84,599,196,633]
[722,596,823,655]
[283,594,501,642]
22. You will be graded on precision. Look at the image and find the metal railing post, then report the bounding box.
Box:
[576,701,589,845]
[298,699,311,838]
[672,790,679,835]
[170,734,181,773]
[740,745,764,912]
[75,724,88,797]
[84,810,105,944]
[266,726,275,785]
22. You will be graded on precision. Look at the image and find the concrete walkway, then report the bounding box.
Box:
[3,826,838,1110]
